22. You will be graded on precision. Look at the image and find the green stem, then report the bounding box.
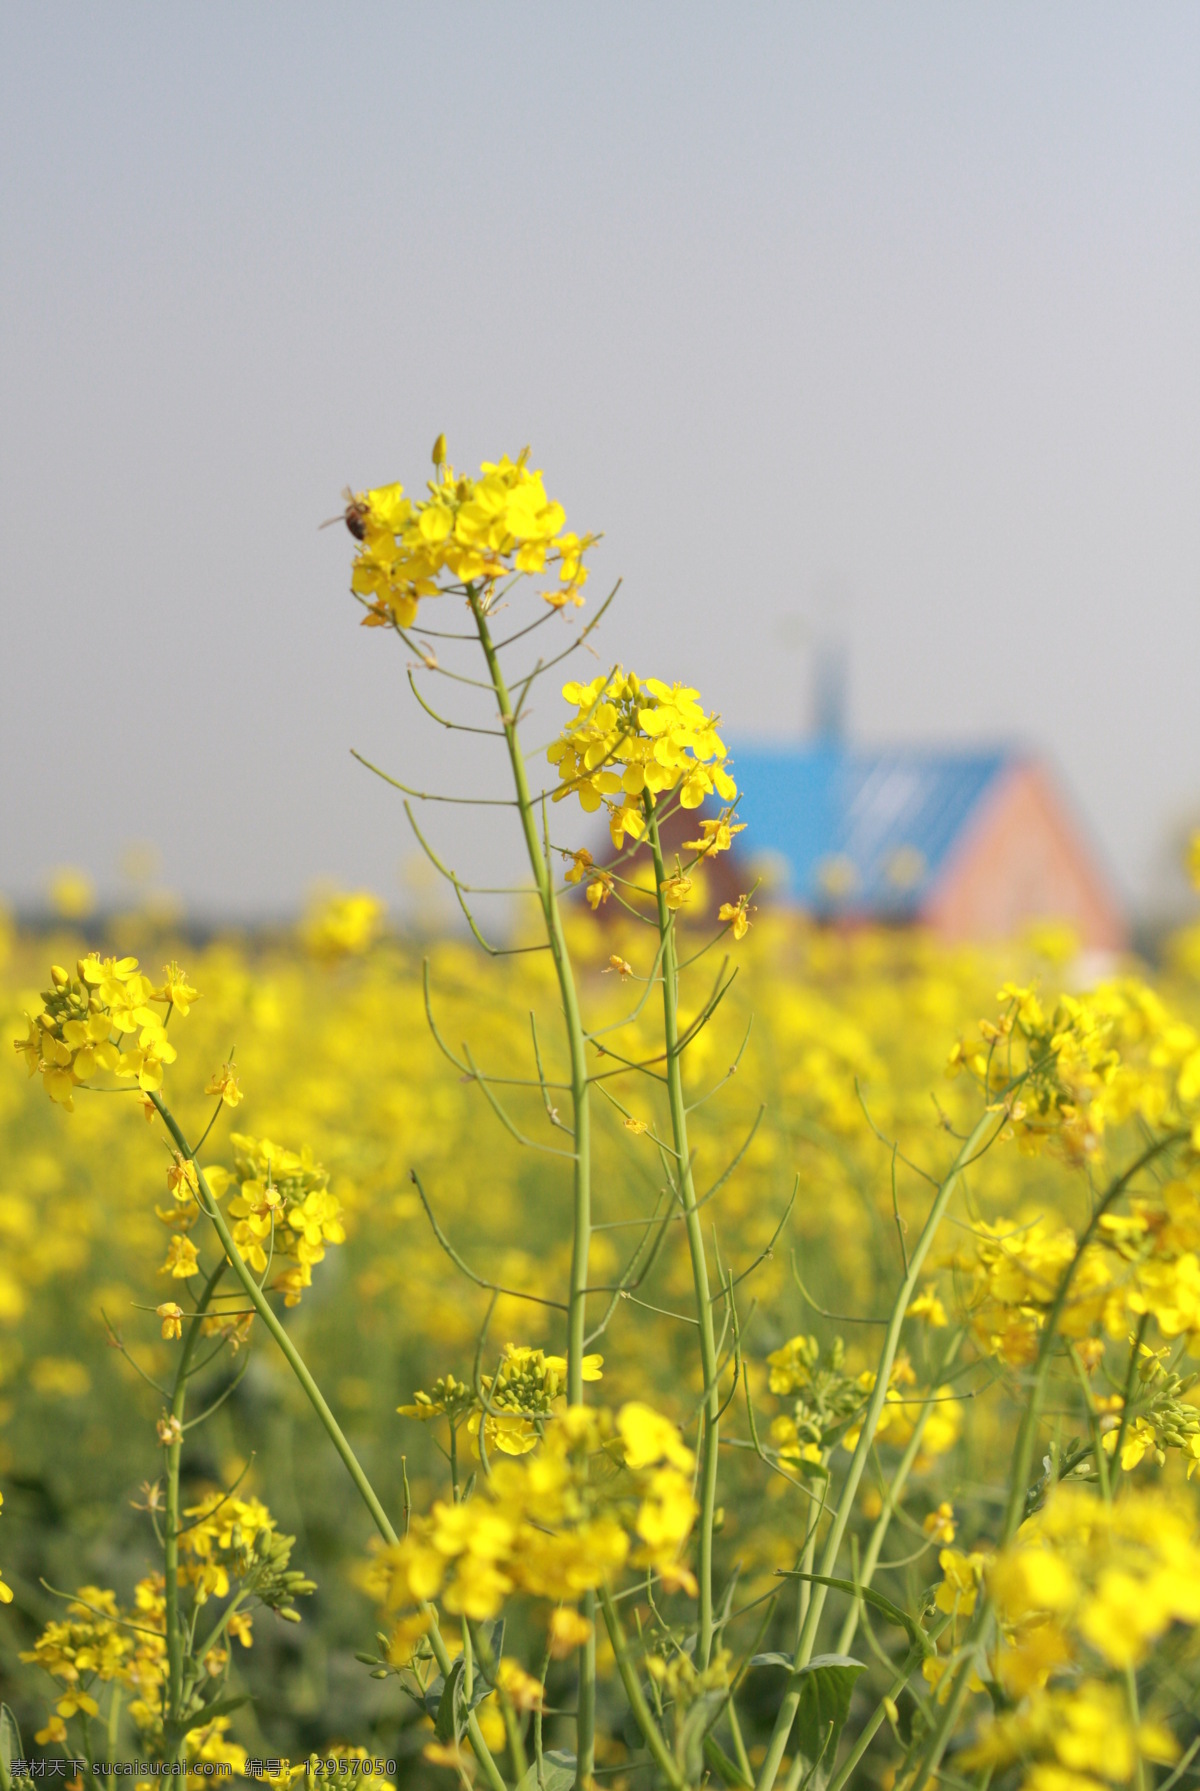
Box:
[164,1257,227,1759]
[1111,1314,1149,1480]
[646,803,722,1670]
[754,1106,1003,1791]
[190,1589,250,1680]
[1000,1130,1183,1545]
[149,1092,507,1791]
[471,1619,529,1782]
[106,1682,123,1757]
[794,1524,817,1654]
[909,1130,1184,1791]
[836,1330,964,1656]
[468,591,592,1408]
[1126,1663,1147,1791]
[825,1637,934,1791]
[598,1585,686,1791]
[907,1609,992,1791]
[726,1699,754,1786]
[468,591,595,1785]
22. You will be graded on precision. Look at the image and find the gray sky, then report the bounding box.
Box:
[3,3,1198,920]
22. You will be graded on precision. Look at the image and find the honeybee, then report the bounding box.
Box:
[320,487,371,540]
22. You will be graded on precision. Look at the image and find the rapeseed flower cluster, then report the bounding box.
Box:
[932,1169,1200,1383]
[20,1581,166,1741]
[178,1491,315,1615]
[548,670,738,846]
[767,1337,961,1472]
[348,439,591,628]
[398,1346,604,1457]
[13,954,197,1108]
[960,1486,1200,1789]
[302,888,386,959]
[950,977,1200,1160]
[207,1133,345,1306]
[365,1401,696,1626]
[20,1492,312,1755]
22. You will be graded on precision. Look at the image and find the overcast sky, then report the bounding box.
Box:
[2,4,1197,920]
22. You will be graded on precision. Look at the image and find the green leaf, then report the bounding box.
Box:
[678,1691,724,1785]
[703,1734,754,1790]
[467,1618,506,1707]
[514,1751,576,1791]
[474,1617,505,1661]
[436,1656,466,1744]
[778,1572,932,1654]
[420,1672,445,1720]
[751,1651,794,1669]
[793,1655,866,1772]
[0,1705,23,1791]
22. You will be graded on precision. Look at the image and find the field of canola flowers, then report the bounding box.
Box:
[2,441,1199,1791]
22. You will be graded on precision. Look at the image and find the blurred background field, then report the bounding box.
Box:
[3,897,1199,1763]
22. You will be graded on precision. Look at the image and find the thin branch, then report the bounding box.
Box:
[685,1017,755,1113]
[695,1105,766,1212]
[890,1142,910,1274]
[583,1197,675,1298]
[584,1199,675,1347]
[182,1355,251,1432]
[392,621,495,689]
[39,1580,166,1644]
[672,962,738,1059]
[791,1251,889,1324]
[490,605,560,653]
[621,1292,700,1325]
[403,801,550,953]
[421,961,568,1087]
[593,1077,680,1158]
[724,1180,796,1294]
[351,748,517,806]
[588,930,670,1039]
[172,1457,256,1538]
[588,1039,669,1085]
[403,800,536,894]
[462,1043,578,1158]
[529,1011,574,1137]
[192,1090,230,1158]
[854,1080,939,1189]
[406,667,506,735]
[100,1309,169,1398]
[512,581,622,688]
[409,1168,568,1310]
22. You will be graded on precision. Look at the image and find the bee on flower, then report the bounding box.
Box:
[343,438,593,630]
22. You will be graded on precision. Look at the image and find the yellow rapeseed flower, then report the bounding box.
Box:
[156,1302,184,1341]
[548,670,737,848]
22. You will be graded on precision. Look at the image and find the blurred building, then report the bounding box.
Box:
[716,742,1127,949]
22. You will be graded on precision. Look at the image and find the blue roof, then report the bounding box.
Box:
[728,744,1015,915]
